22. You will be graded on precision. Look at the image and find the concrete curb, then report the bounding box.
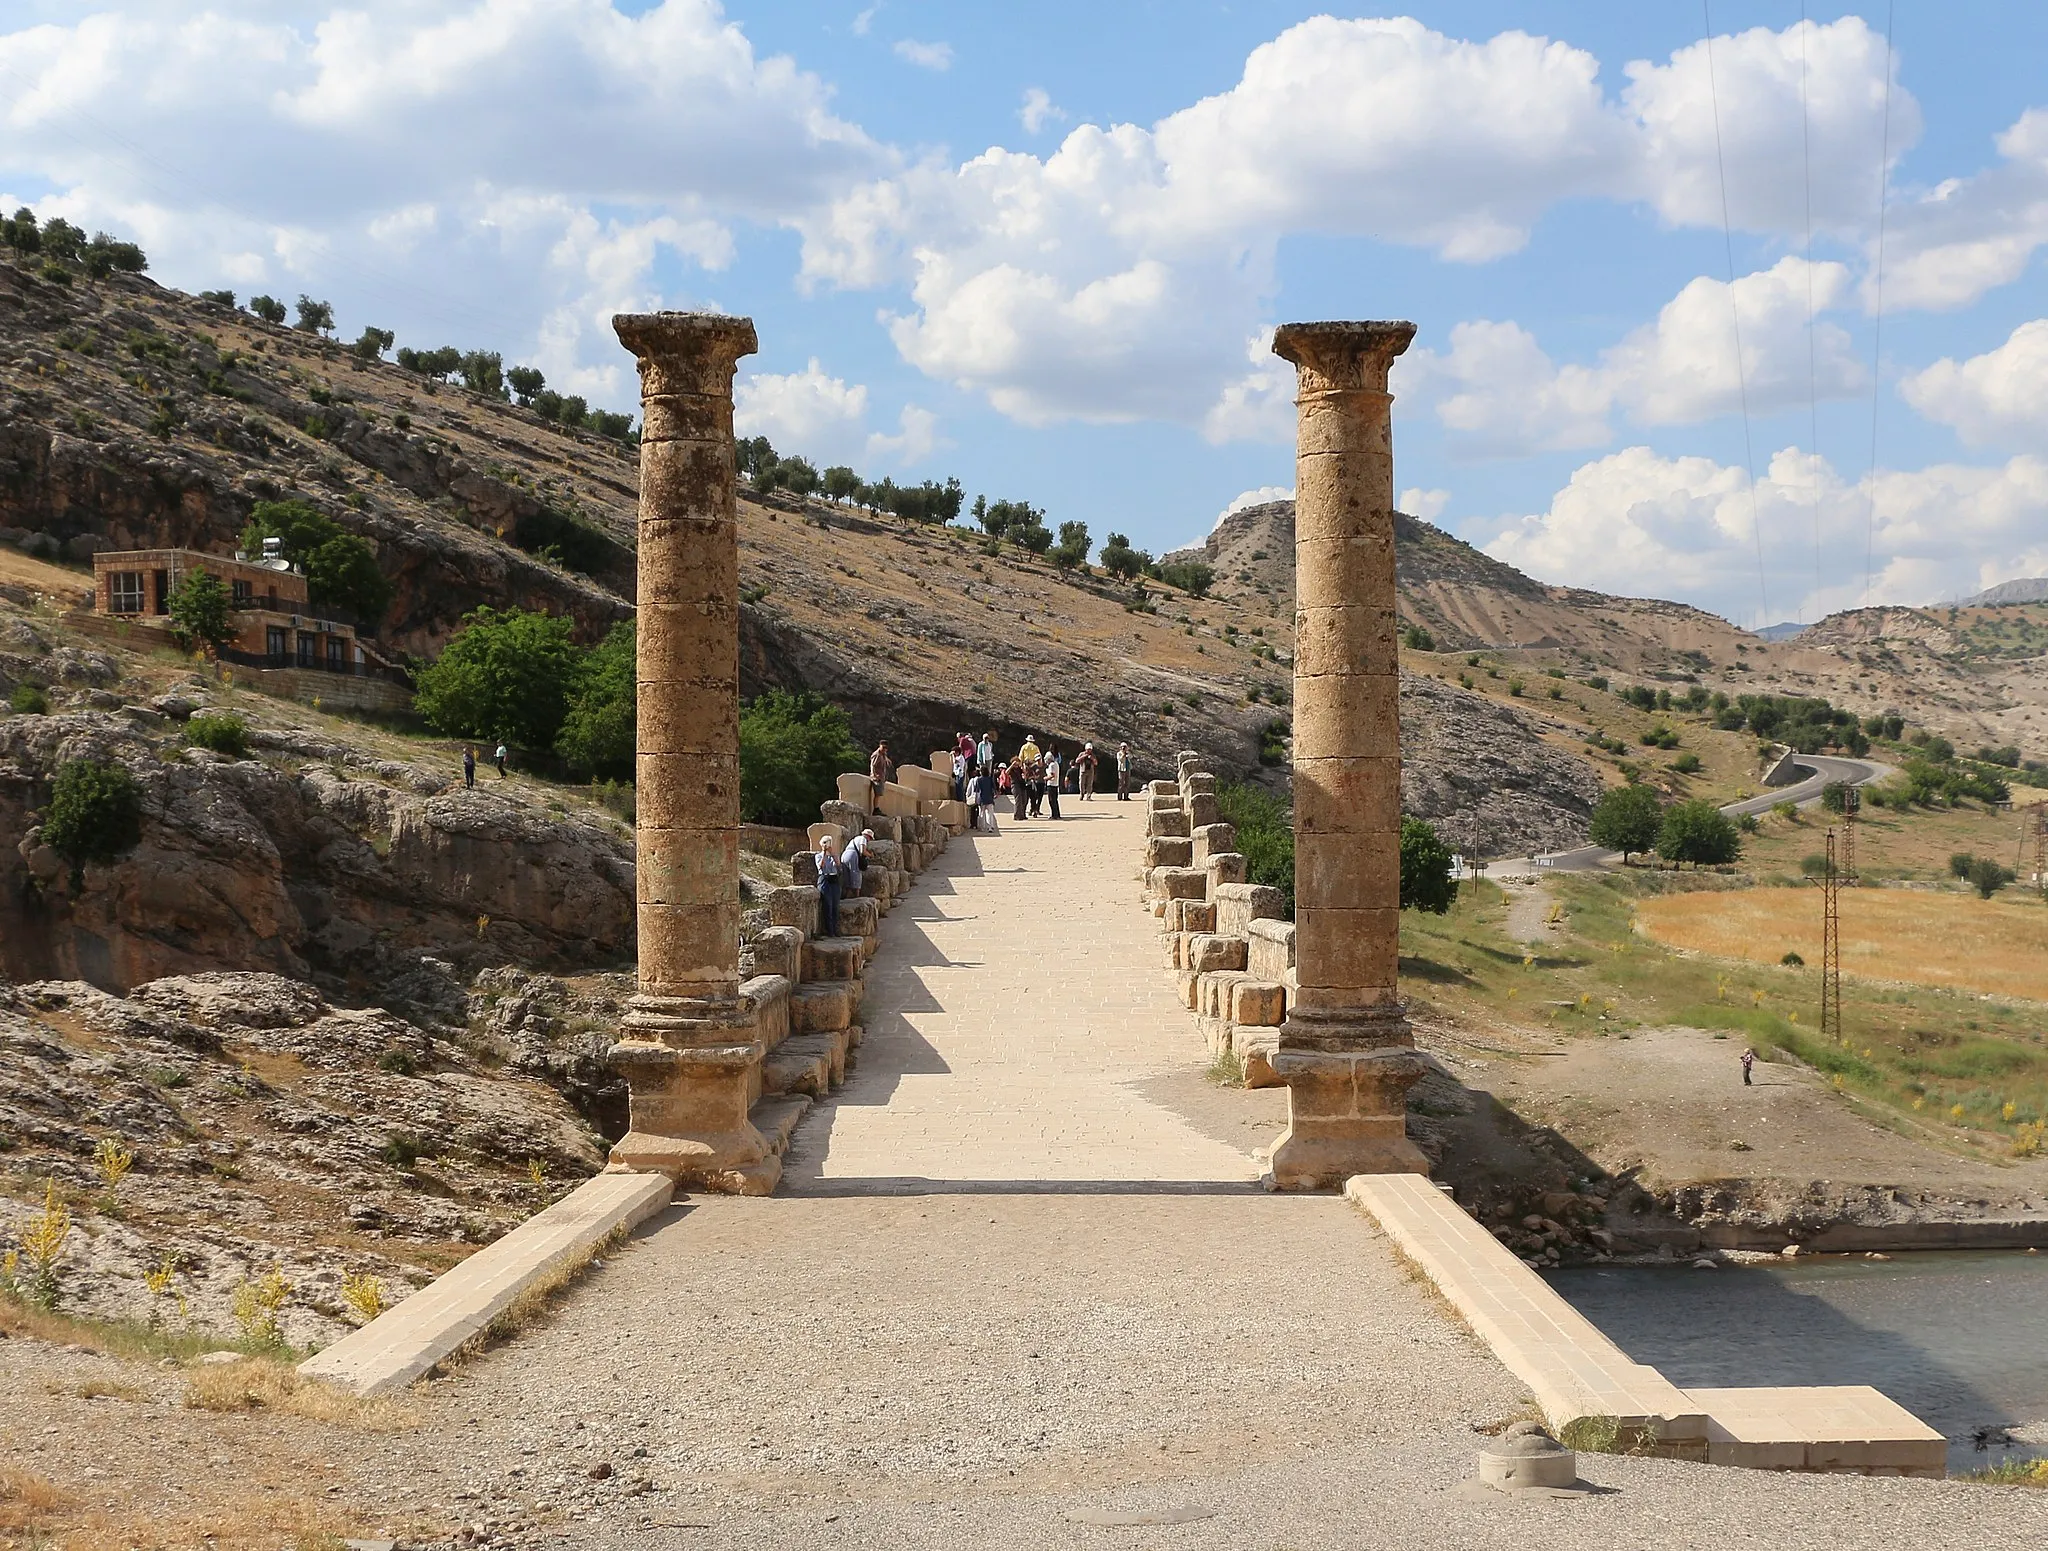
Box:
[298,1171,674,1397]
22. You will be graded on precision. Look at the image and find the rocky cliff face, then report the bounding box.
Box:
[0,707,635,995]
[1399,676,1604,858]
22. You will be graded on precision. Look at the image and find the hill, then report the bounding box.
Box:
[1963,577,2048,607]
[1168,498,2048,762]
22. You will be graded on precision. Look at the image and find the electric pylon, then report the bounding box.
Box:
[1820,830,1842,1045]
[1840,785,1859,885]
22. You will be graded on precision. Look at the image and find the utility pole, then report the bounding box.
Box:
[2035,805,2048,902]
[1840,785,1859,885]
[1821,830,1842,1045]
[1469,803,1483,900]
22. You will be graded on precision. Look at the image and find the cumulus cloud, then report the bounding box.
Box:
[736,358,869,460]
[893,38,952,71]
[1883,109,2048,311]
[1899,319,2048,450]
[865,404,942,467]
[0,0,884,407]
[1406,259,1862,457]
[1485,444,2048,625]
[1400,488,1451,522]
[798,15,1908,433]
[1019,87,1065,135]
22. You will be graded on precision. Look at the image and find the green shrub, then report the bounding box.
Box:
[9,682,50,714]
[554,621,634,780]
[1671,752,1702,773]
[377,1046,419,1076]
[415,605,582,751]
[1215,781,1294,918]
[1399,816,1456,915]
[1657,798,1741,868]
[737,690,862,828]
[183,712,248,758]
[166,570,232,651]
[380,1132,424,1169]
[41,758,143,880]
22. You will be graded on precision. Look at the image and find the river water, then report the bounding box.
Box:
[1547,1251,2048,1474]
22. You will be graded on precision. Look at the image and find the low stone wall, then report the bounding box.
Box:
[1139,750,1295,1086]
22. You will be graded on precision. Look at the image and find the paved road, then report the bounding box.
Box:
[1489,753,1893,875]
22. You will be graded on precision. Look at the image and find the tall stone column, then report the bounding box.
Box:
[1267,321,1429,1190]
[606,312,777,1194]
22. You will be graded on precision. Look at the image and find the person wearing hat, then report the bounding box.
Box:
[1076,742,1098,801]
[1116,741,1133,800]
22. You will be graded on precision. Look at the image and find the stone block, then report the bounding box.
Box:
[900,765,950,802]
[742,973,791,1050]
[1239,1031,1283,1087]
[1205,851,1248,888]
[765,885,820,934]
[750,926,803,983]
[934,799,971,832]
[1213,882,1286,937]
[839,896,879,938]
[1186,792,1221,829]
[1166,931,1189,969]
[806,822,845,854]
[820,800,866,836]
[1190,822,1237,865]
[802,936,864,983]
[877,781,921,818]
[790,981,854,1035]
[866,838,903,870]
[835,772,874,812]
[1231,979,1287,1026]
[1247,918,1296,980]
[866,814,902,842]
[1198,971,1248,1018]
[1182,772,1217,797]
[1147,779,1178,799]
[1144,807,1191,839]
[1148,866,1207,903]
[1175,969,1200,1009]
[929,750,954,776]
[1145,835,1195,869]
[1166,898,1218,933]
[790,850,819,886]
[1186,933,1248,974]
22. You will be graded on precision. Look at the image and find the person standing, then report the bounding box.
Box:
[869,740,893,807]
[814,834,843,937]
[977,730,996,774]
[1008,756,1029,821]
[839,828,871,905]
[1077,742,1097,801]
[1116,742,1132,800]
[1741,1047,1756,1086]
[462,745,476,790]
[951,746,969,803]
[1026,749,1046,817]
[974,765,999,834]
[494,742,508,779]
[1044,747,1063,819]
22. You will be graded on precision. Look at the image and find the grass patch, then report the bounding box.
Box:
[183,1357,418,1430]
[1205,1046,1246,1087]
[1962,1456,2048,1488]
[0,1289,305,1366]
[0,1465,69,1537]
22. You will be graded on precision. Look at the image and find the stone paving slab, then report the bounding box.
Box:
[1690,1386,1947,1476]
[298,1170,673,1397]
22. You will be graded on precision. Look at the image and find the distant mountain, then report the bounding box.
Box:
[1755,622,1807,641]
[1961,577,2048,607]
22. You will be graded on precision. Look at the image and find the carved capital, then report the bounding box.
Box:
[1271,320,1416,395]
[613,311,759,402]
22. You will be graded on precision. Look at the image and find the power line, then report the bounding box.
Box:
[1702,1,1771,629]
[1798,2,1823,622]
[1861,1,1899,610]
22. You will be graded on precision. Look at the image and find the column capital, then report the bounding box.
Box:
[1271,320,1416,394]
[613,311,759,397]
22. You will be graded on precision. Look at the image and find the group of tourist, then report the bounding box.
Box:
[864,733,1137,836]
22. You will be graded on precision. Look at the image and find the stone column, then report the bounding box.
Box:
[606,312,777,1194]
[1266,321,1428,1189]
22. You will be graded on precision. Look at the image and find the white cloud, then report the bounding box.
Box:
[1222,485,1294,520]
[1407,259,1863,457]
[852,6,877,38]
[1019,87,1065,135]
[1883,109,2048,311]
[736,358,869,461]
[1485,444,2048,625]
[1400,488,1450,522]
[800,15,1906,434]
[865,404,941,467]
[1900,319,2048,451]
[893,38,952,72]
[0,1,884,409]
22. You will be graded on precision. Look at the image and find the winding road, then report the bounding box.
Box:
[1486,753,1894,875]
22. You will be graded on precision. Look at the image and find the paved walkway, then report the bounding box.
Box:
[783,800,1260,1191]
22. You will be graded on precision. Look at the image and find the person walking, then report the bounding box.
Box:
[973,765,999,834]
[977,730,996,775]
[869,740,893,807]
[1741,1047,1756,1086]
[493,742,508,779]
[462,745,476,790]
[1008,756,1029,821]
[1044,748,1063,819]
[813,833,843,938]
[1115,742,1132,800]
[1077,742,1097,800]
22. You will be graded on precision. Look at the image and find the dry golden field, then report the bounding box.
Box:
[1636,885,2048,1003]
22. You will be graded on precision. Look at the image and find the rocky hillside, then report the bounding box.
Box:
[1168,498,2048,761]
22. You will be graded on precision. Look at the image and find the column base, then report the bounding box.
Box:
[607,993,775,1195]
[1268,1010,1429,1190]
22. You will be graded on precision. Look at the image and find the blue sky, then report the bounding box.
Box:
[4,2,2046,625]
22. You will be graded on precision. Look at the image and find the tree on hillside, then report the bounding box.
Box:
[165,571,233,653]
[248,294,288,324]
[351,326,395,361]
[294,296,335,335]
[414,606,582,751]
[1399,815,1457,914]
[1011,519,1053,555]
[737,690,863,828]
[1099,532,1148,580]
[973,494,1003,537]
[3,207,40,254]
[1052,520,1090,569]
[507,366,545,406]
[39,219,84,263]
[1588,783,1663,861]
[40,759,143,885]
[240,499,392,626]
[459,350,506,398]
[555,621,635,781]
[83,232,147,279]
[1968,856,2013,900]
[1156,560,1214,597]
[822,465,860,504]
[198,289,236,307]
[1655,798,1741,869]
[779,456,820,498]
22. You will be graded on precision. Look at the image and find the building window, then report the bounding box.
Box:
[296,632,315,667]
[266,627,288,664]
[109,572,145,613]
[152,569,171,615]
[232,578,251,607]
[326,637,344,672]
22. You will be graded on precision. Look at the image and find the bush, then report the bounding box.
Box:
[1820,780,1852,814]
[9,682,50,714]
[1656,798,1742,868]
[555,621,634,781]
[1257,717,1290,766]
[380,1132,423,1169]
[41,758,143,879]
[1156,561,1213,597]
[737,690,862,827]
[1949,852,1977,880]
[1588,783,1662,861]
[166,570,233,651]
[247,294,286,324]
[184,712,249,758]
[1216,782,1294,918]
[1800,853,1830,877]
[1968,857,2014,900]
[240,499,392,625]
[1781,951,1805,966]
[1401,624,1436,652]
[1399,816,1456,914]
[1671,752,1702,774]
[415,606,583,751]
